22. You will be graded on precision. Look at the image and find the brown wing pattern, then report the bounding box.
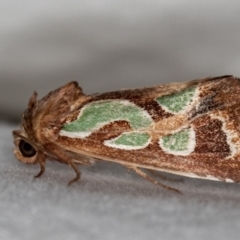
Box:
[57,75,240,182]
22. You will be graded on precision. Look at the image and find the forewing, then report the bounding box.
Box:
[58,75,240,182]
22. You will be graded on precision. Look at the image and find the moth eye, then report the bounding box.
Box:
[19,140,36,158]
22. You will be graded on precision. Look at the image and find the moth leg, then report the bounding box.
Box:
[43,143,81,185]
[126,166,182,194]
[34,160,45,178]
[34,151,46,178]
[146,169,183,182]
[68,161,81,186]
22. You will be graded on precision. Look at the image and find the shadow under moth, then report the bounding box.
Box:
[12,75,239,193]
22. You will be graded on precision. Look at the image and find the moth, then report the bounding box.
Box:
[12,75,240,193]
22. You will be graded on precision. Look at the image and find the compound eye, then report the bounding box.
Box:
[19,140,37,158]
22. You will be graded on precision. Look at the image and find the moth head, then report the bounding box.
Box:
[12,130,39,164]
[12,81,87,165]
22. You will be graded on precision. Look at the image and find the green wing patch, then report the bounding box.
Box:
[104,132,151,150]
[156,86,196,113]
[61,100,153,138]
[159,128,196,156]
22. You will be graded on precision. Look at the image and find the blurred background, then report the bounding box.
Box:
[1,0,240,122]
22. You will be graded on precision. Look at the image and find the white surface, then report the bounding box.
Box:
[1,123,240,240]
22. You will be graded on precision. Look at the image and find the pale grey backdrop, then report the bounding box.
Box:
[1,1,240,240]
[1,0,240,121]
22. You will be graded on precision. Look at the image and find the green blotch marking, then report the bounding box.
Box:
[112,132,150,146]
[62,100,153,134]
[156,86,196,113]
[162,128,191,152]
[105,132,151,149]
